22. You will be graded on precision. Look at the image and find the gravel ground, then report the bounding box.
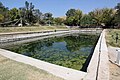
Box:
[109,61,120,80]
[108,46,120,80]
[0,55,63,80]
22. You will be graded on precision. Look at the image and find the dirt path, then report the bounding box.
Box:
[108,46,120,80]
[109,61,120,80]
[0,55,63,80]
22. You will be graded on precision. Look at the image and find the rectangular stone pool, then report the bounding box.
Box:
[2,33,99,70]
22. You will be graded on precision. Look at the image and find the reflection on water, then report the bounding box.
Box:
[5,33,99,70]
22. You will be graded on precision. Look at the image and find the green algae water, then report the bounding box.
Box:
[5,33,99,70]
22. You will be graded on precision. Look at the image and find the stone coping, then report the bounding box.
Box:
[0,30,101,43]
[0,31,70,43]
[0,30,69,35]
[84,30,109,80]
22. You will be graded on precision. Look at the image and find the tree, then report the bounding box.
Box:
[66,16,75,26]
[54,17,64,25]
[89,9,103,27]
[80,14,93,27]
[89,8,115,28]
[25,1,29,22]
[28,2,34,24]
[65,9,82,26]
[0,2,9,22]
[9,8,20,20]
[33,9,42,24]
[66,9,76,17]
[20,1,35,24]
[115,3,120,27]
[0,14,4,22]
[25,1,29,10]
[44,13,53,26]
[74,9,82,26]
[44,13,52,19]
[101,8,115,27]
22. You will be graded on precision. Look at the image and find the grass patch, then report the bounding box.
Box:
[0,26,68,33]
[106,29,120,47]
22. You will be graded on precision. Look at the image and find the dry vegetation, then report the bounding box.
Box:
[0,26,68,33]
[109,61,120,80]
[0,55,63,80]
[106,29,120,47]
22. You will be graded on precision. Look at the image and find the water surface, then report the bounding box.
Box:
[5,33,99,70]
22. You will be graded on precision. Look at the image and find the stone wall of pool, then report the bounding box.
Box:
[84,30,109,80]
[0,29,101,43]
[0,29,109,80]
[0,30,70,43]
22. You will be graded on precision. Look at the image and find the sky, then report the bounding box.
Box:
[0,0,120,17]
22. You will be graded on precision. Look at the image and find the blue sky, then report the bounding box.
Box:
[0,0,120,17]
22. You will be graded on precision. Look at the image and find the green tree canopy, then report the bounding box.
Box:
[0,14,4,22]
[9,8,20,20]
[115,3,120,26]
[65,9,82,26]
[54,17,64,25]
[44,13,53,19]
[89,8,115,28]
[80,14,93,27]
[66,9,76,17]
[44,13,53,25]
[0,2,9,22]
[101,8,115,27]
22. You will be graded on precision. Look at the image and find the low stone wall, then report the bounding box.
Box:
[0,29,102,43]
[84,30,109,80]
[0,30,70,43]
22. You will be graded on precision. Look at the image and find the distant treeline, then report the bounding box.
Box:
[0,1,120,28]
